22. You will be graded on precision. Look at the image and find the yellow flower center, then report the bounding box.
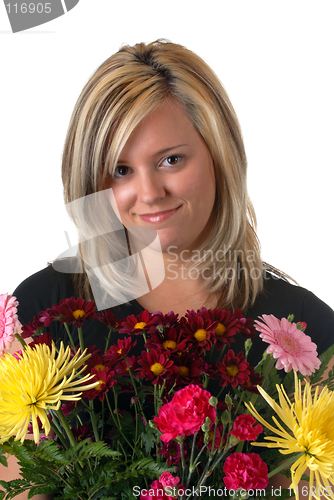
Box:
[94,364,105,371]
[162,340,177,350]
[226,364,239,377]
[117,348,122,354]
[72,309,85,320]
[194,329,207,342]
[150,363,164,375]
[178,366,189,377]
[215,323,227,337]
[134,322,147,329]
[96,380,105,390]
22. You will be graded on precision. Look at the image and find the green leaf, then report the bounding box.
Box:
[309,343,334,385]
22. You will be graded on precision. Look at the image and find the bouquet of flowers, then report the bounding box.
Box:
[0,292,334,500]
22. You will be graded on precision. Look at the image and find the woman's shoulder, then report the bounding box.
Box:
[248,271,334,353]
[13,263,75,325]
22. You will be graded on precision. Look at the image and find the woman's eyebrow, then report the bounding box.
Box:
[117,144,188,164]
[155,144,188,155]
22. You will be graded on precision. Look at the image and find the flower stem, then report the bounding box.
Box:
[63,322,76,350]
[89,400,100,442]
[77,326,85,354]
[56,407,77,448]
[14,333,27,349]
[125,357,148,425]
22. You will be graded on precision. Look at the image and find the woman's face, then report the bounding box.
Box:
[106,100,216,256]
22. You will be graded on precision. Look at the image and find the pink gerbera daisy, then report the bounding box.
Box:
[254,314,320,376]
[0,293,20,355]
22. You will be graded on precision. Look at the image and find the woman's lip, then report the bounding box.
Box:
[138,206,181,223]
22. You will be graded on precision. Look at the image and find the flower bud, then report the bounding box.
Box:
[209,396,218,407]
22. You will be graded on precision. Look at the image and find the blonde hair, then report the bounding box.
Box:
[62,39,265,311]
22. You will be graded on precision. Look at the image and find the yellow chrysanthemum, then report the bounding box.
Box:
[246,372,334,500]
[0,342,98,444]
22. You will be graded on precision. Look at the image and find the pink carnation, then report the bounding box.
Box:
[154,384,216,442]
[230,414,263,441]
[255,314,320,376]
[223,452,269,491]
[0,293,20,355]
[140,472,183,500]
[153,402,184,443]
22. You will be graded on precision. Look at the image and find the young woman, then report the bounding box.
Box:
[7,40,334,499]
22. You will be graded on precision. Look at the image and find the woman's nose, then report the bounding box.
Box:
[136,171,166,205]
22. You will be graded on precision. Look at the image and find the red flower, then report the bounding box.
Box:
[240,365,263,394]
[151,311,180,329]
[145,327,188,354]
[230,414,263,441]
[153,403,182,442]
[137,349,178,385]
[197,307,241,349]
[181,310,217,352]
[140,473,184,500]
[21,316,44,339]
[114,355,138,377]
[171,352,203,387]
[217,350,251,388]
[72,423,92,442]
[234,308,256,339]
[223,452,269,490]
[196,423,224,451]
[84,365,116,401]
[28,332,53,348]
[119,310,157,335]
[97,309,117,329]
[157,441,184,465]
[57,297,97,327]
[154,384,216,441]
[104,337,137,366]
[38,306,62,327]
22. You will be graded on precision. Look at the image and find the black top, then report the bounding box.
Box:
[13,264,334,367]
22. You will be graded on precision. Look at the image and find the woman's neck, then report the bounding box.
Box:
[138,258,219,316]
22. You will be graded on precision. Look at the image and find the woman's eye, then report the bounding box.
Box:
[114,166,130,177]
[162,155,182,166]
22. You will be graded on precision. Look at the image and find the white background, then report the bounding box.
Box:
[0,0,333,309]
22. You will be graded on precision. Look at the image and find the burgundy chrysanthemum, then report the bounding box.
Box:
[234,308,256,339]
[145,327,188,354]
[38,306,63,327]
[114,355,138,377]
[84,365,116,401]
[57,297,97,327]
[217,349,251,388]
[157,440,185,465]
[240,365,263,394]
[72,423,92,442]
[28,332,53,348]
[21,316,45,339]
[119,310,157,335]
[181,310,217,352]
[196,307,241,349]
[104,337,137,366]
[137,348,178,385]
[151,311,180,330]
[171,352,203,387]
[97,309,118,329]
